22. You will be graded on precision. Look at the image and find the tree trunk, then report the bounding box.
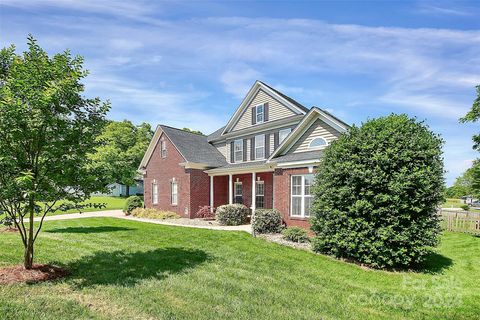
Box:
[126,185,130,197]
[24,198,35,269]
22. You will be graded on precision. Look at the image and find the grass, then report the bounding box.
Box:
[47,196,127,216]
[443,198,464,209]
[0,218,479,319]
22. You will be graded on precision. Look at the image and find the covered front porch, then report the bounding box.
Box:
[207,168,274,212]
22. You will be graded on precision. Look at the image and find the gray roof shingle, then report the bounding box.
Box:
[206,126,225,142]
[160,125,227,167]
[271,150,324,163]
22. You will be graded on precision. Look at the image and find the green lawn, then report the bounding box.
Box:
[0,218,479,319]
[47,196,127,216]
[442,198,464,209]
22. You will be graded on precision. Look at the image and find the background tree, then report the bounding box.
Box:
[311,114,444,269]
[89,120,153,196]
[181,127,204,135]
[445,166,479,198]
[460,85,480,150]
[0,36,109,269]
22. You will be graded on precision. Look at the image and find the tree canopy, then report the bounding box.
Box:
[311,114,444,269]
[89,120,153,195]
[460,85,480,151]
[0,36,109,268]
[181,127,204,135]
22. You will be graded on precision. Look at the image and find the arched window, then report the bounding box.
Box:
[309,137,327,149]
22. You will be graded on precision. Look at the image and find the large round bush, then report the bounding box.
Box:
[311,114,444,268]
[252,209,282,234]
[123,195,143,215]
[215,204,249,226]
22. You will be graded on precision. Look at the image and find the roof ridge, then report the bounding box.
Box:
[257,81,309,113]
[159,124,207,137]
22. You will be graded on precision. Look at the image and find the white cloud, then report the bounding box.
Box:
[220,67,261,97]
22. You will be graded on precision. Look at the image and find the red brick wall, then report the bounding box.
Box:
[189,169,210,217]
[213,176,229,208]
[143,133,191,218]
[273,167,314,229]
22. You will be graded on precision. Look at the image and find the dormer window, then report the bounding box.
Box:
[161,140,167,158]
[256,104,264,124]
[309,137,328,149]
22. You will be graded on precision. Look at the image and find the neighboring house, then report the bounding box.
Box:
[138,81,349,228]
[93,180,144,197]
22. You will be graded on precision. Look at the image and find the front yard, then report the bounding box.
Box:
[0,218,479,319]
[47,196,127,216]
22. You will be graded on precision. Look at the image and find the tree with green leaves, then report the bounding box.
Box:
[311,114,444,269]
[0,36,109,269]
[89,120,153,196]
[460,85,480,150]
[446,165,479,198]
[181,127,204,135]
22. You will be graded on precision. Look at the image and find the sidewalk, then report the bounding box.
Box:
[36,210,252,233]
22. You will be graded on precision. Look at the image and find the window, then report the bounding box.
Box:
[161,140,167,158]
[152,181,158,204]
[234,139,243,162]
[255,181,264,209]
[256,104,264,124]
[279,128,291,144]
[234,182,243,204]
[309,137,327,149]
[255,134,265,159]
[291,174,314,217]
[171,181,178,205]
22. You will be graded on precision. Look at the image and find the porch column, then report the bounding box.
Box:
[228,174,233,204]
[251,172,256,212]
[210,175,214,212]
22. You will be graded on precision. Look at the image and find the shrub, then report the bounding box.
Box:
[460,204,470,211]
[1,216,14,229]
[123,196,143,215]
[215,204,248,226]
[253,209,282,234]
[282,227,309,243]
[131,208,179,219]
[195,206,215,219]
[311,114,445,269]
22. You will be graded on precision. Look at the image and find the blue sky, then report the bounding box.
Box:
[1,0,479,185]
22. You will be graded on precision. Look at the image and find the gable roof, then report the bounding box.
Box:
[206,126,225,142]
[221,81,308,135]
[139,125,227,170]
[268,107,350,160]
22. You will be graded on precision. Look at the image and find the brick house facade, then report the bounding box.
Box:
[139,81,349,229]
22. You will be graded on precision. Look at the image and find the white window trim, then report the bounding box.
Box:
[255,104,265,124]
[152,181,158,204]
[234,181,243,204]
[234,139,243,163]
[279,128,291,144]
[255,134,265,160]
[255,180,265,208]
[290,175,313,218]
[308,137,328,150]
[161,140,167,158]
[171,181,178,205]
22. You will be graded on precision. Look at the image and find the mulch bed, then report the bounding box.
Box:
[0,264,68,285]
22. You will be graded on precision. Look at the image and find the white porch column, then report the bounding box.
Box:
[251,172,256,212]
[210,175,214,212]
[228,174,233,204]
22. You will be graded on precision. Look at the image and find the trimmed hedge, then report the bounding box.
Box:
[215,204,249,226]
[253,209,282,234]
[282,227,309,243]
[311,114,444,269]
[460,204,470,211]
[123,196,143,215]
[131,208,179,219]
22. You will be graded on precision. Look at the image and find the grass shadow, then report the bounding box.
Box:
[413,252,453,274]
[46,226,135,234]
[66,247,211,287]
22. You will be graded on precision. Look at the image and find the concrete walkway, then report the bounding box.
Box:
[36,210,252,233]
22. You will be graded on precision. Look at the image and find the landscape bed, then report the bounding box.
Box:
[0,217,478,319]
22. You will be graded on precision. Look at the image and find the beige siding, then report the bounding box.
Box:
[213,142,227,159]
[231,89,298,132]
[290,119,341,153]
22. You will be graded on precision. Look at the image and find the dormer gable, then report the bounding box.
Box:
[222,81,308,135]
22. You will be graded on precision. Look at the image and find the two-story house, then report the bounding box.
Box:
[138,81,349,228]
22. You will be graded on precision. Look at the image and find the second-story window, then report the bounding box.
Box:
[279,128,291,144]
[234,139,243,162]
[255,134,265,159]
[256,104,264,123]
[161,140,167,158]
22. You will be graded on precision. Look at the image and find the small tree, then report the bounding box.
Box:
[89,120,153,196]
[311,114,444,268]
[0,36,109,269]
